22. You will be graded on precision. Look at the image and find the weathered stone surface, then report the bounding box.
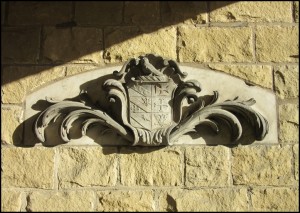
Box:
[104,26,176,63]
[58,147,118,188]
[66,64,99,76]
[274,66,299,99]
[293,144,298,180]
[124,1,160,25]
[256,26,299,62]
[2,147,55,189]
[43,27,103,63]
[1,190,22,212]
[26,191,94,211]
[1,27,40,64]
[2,66,65,103]
[1,107,23,145]
[185,146,230,187]
[97,190,154,211]
[161,1,207,24]
[210,1,291,22]
[178,26,253,62]
[279,104,299,143]
[120,147,182,186]
[159,188,248,211]
[75,2,122,25]
[232,145,294,185]
[295,1,299,22]
[251,187,299,211]
[208,64,272,88]
[7,2,72,25]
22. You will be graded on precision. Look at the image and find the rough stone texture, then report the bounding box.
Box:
[274,65,299,99]
[295,1,299,22]
[210,1,291,22]
[208,64,273,88]
[2,147,55,189]
[178,26,253,62]
[159,188,248,211]
[124,1,160,25]
[279,104,299,143]
[2,66,65,103]
[42,27,103,63]
[185,146,230,187]
[1,190,22,212]
[66,65,99,76]
[232,145,294,185]
[7,2,72,25]
[58,147,118,188]
[104,26,176,63]
[1,107,23,145]
[251,188,299,211]
[120,147,182,186]
[293,144,298,180]
[1,27,40,64]
[26,191,94,211]
[75,1,123,25]
[161,1,207,24]
[97,190,154,211]
[256,26,299,62]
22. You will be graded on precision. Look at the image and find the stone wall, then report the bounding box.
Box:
[1,1,299,211]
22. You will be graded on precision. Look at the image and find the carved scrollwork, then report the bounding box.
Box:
[34,54,269,146]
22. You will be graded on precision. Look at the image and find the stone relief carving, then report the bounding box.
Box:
[34,54,269,146]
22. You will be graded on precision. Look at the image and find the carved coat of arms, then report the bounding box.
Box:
[34,54,269,146]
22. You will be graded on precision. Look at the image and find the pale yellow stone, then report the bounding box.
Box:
[120,147,182,186]
[295,1,299,22]
[26,191,94,211]
[66,65,99,76]
[293,144,299,180]
[279,104,299,143]
[159,188,248,211]
[232,145,294,185]
[208,64,272,88]
[210,1,291,22]
[2,66,65,103]
[1,190,22,212]
[1,107,23,145]
[178,26,253,62]
[58,147,118,188]
[104,26,176,63]
[2,147,55,189]
[274,66,299,99]
[252,188,299,211]
[185,146,230,187]
[97,190,154,211]
[256,26,299,62]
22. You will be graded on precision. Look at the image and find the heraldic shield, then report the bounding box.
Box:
[34,54,269,146]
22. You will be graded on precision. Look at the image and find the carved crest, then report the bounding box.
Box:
[34,54,269,146]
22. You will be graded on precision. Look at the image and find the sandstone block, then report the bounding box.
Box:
[279,104,299,143]
[232,145,294,185]
[256,26,299,62]
[42,27,103,63]
[26,191,94,211]
[7,2,72,25]
[251,187,298,211]
[1,27,40,64]
[75,2,122,25]
[104,26,176,63]
[1,107,23,145]
[66,65,99,76]
[58,147,118,188]
[274,65,299,99]
[119,147,182,186]
[185,146,230,187]
[1,190,22,212]
[2,147,55,189]
[159,188,248,211]
[295,1,299,22]
[2,66,65,103]
[293,144,298,180]
[97,190,154,211]
[178,26,253,62]
[208,64,272,88]
[210,1,291,22]
[161,1,207,24]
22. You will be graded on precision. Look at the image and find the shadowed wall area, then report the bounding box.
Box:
[1,1,299,212]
